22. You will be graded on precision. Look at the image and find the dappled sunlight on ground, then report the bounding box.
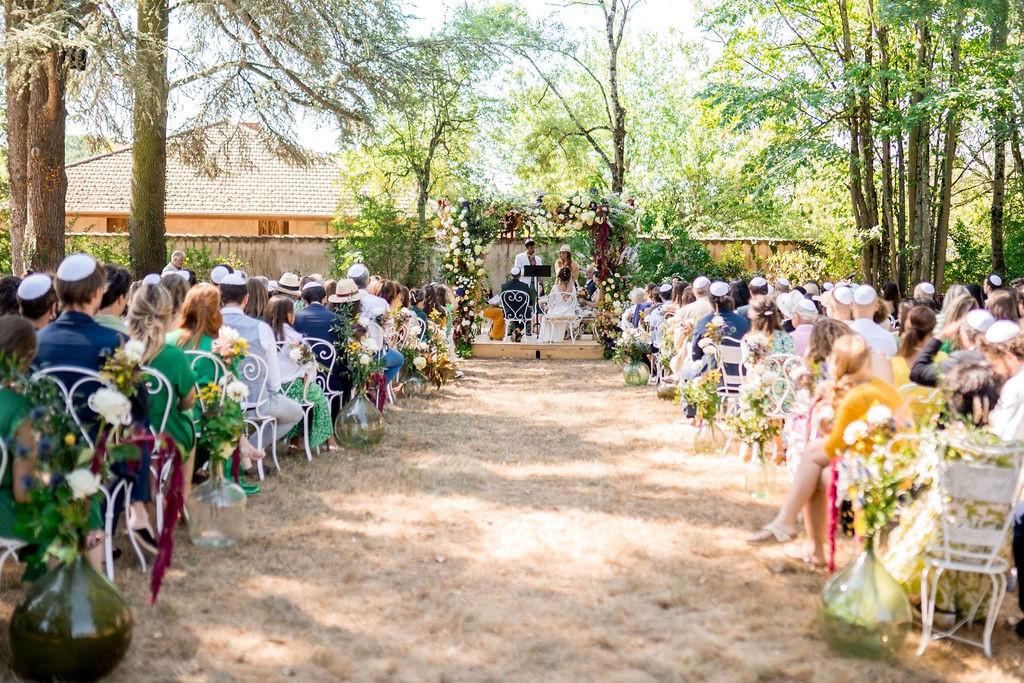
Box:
[1,359,1024,681]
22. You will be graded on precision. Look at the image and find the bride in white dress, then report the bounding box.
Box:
[538,266,578,343]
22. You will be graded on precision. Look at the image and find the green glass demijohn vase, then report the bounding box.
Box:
[9,552,133,681]
[693,419,726,455]
[334,391,385,449]
[187,459,248,548]
[743,441,776,498]
[403,374,427,398]
[623,361,650,386]
[819,537,912,659]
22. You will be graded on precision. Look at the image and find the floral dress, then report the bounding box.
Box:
[277,325,333,449]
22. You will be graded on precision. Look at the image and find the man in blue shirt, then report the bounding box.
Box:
[691,280,752,367]
[293,281,339,343]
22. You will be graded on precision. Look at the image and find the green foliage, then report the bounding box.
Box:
[65,233,131,268]
[329,196,427,286]
[764,248,827,284]
[181,247,246,282]
[944,219,993,286]
[630,209,743,284]
[0,230,11,275]
[1004,181,1024,278]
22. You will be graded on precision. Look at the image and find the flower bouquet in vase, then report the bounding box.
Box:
[725,368,782,498]
[613,326,650,386]
[820,404,915,659]
[334,338,387,449]
[680,369,725,454]
[188,379,249,547]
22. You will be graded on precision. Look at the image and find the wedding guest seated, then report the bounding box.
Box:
[127,283,199,505]
[483,266,527,341]
[293,281,339,342]
[244,277,270,319]
[679,276,713,324]
[825,285,853,321]
[909,309,993,387]
[790,298,818,357]
[410,288,430,329]
[538,266,577,344]
[499,266,531,342]
[0,317,105,574]
[275,272,301,301]
[348,264,390,318]
[159,272,189,326]
[691,281,751,366]
[219,272,304,452]
[0,276,22,315]
[981,320,1024,441]
[16,273,57,330]
[743,295,794,356]
[849,285,897,358]
[730,279,751,317]
[584,265,598,299]
[94,265,131,335]
[621,287,645,331]
[891,305,936,387]
[747,334,903,566]
[265,296,336,451]
[987,289,1021,322]
[984,273,1004,298]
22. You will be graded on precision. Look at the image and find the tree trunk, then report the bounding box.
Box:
[989,0,1010,274]
[933,22,962,292]
[907,19,931,283]
[605,0,626,193]
[897,136,907,292]
[25,51,67,273]
[129,0,170,277]
[5,0,30,274]
[877,23,897,285]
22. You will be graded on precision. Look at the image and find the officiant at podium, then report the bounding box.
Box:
[513,239,543,293]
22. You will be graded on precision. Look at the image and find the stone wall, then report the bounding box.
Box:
[64,233,810,282]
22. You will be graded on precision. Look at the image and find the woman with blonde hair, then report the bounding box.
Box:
[747,334,903,565]
[128,283,199,505]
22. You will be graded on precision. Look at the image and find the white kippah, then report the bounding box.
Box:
[142,273,161,286]
[221,272,247,286]
[659,283,672,294]
[174,269,190,280]
[268,280,278,292]
[823,282,834,291]
[965,309,995,333]
[796,298,818,316]
[709,281,730,297]
[56,253,97,282]
[237,271,248,280]
[985,320,1020,344]
[510,266,521,276]
[210,266,230,284]
[749,276,767,287]
[347,264,369,279]
[693,276,710,289]
[917,281,936,295]
[832,286,854,305]
[17,273,52,301]
[302,281,322,292]
[989,274,1003,287]
[776,277,791,287]
[853,284,877,306]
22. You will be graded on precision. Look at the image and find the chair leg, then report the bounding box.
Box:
[917,565,941,656]
[102,486,117,582]
[982,573,1005,659]
[303,406,314,462]
[269,420,280,472]
[123,482,148,574]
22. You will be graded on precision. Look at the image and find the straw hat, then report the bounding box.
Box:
[328,278,363,304]
[277,272,301,297]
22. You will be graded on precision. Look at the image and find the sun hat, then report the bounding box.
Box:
[709,281,730,297]
[965,309,995,334]
[277,272,301,297]
[328,278,363,304]
[17,273,52,301]
[832,286,854,306]
[221,272,248,286]
[693,276,711,290]
[558,244,572,253]
[777,291,801,320]
[56,253,97,282]
[985,320,1020,344]
[853,284,878,306]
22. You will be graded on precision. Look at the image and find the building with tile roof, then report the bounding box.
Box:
[65,123,348,236]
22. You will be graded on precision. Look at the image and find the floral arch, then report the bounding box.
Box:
[435,191,639,357]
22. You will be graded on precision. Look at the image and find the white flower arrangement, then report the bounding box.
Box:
[225,380,249,402]
[88,387,132,426]
[123,340,145,363]
[843,420,869,446]
[413,356,427,371]
[358,353,371,366]
[362,338,381,354]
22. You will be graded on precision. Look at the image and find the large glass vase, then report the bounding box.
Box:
[623,361,650,386]
[743,441,776,498]
[334,391,385,449]
[403,374,427,398]
[187,470,247,547]
[693,420,726,455]
[819,539,912,659]
[9,553,133,681]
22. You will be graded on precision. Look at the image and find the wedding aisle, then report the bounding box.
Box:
[2,360,1021,681]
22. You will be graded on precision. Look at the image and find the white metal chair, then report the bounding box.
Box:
[500,289,531,341]
[917,438,1024,658]
[713,338,746,455]
[237,355,279,481]
[274,339,318,462]
[31,366,148,580]
[758,353,803,418]
[899,382,946,428]
[539,290,583,343]
[0,438,27,577]
[140,365,176,538]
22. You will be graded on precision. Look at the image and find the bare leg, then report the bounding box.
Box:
[181,448,195,505]
[748,439,828,543]
[802,466,831,564]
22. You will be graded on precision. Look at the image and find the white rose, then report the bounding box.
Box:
[362,338,381,354]
[477,267,486,276]
[88,387,132,426]
[225,380,248,402]
[460,221,468,228]
[474,246,482,255]
[66,468,101,499]
[463,237,471,246]
[453,248,461,255]
[123,340,145,363]
[358,315,371,327]
[289,346,303,362]
[413,356,427,370]
[461,319,471,326]
[843,420,869,446]
[218,326,240,343]
[866,404,893,426]
[359,354,370,365]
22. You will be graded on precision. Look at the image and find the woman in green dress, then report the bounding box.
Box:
[264,296,336,450]
[127,284,198,506]
[0,316,105,576]
[170,283,261,495]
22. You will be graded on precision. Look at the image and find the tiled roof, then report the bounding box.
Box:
[65,123,348,218]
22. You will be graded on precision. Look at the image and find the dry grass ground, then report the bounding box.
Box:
[2,359,1024,682]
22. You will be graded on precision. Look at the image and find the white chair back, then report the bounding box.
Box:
[236,354,272,417]
[183,350,230,404]
[140,365,175,435]
[30,366,109,449]
[758,353,803,417]
[714,337,746,396]
[0,437,27,574]
[366,320,387,349]
[404,316,426,343]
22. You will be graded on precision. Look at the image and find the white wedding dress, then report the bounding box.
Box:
[538,284,578,343]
